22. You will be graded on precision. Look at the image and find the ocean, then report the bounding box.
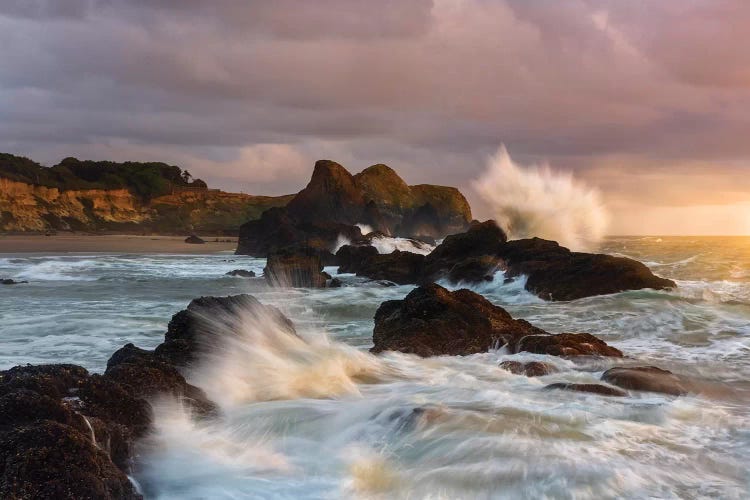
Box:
[1,236,749,499]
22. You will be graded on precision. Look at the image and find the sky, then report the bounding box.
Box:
[1,0,749,235]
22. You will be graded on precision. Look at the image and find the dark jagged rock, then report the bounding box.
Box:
[0,364,89,399]
[287,160,368,226]
[421,220,506,283]
[353,250,425,285]
[236,206,364,257]
[0,420,140,499]
[334,220,674,300]
[544,383,627,397]
[236,159,472,256]
[157,294,296,367]
[1,294,298,498]
[336,244,379,274]
[1,278,28,285]
[601,366,687,396]
[225,269,256,278]
[508,332,623,358]
[105,344,217,417]
[499,360,557,377]
[372,284,623,358]
[264,248,329,288]
[184,234,205,244]
[497,237,676,301]
[372,284,547,357]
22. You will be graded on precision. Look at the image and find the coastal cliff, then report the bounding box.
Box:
[0,154,292,234]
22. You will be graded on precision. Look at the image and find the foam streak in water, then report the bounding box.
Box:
[472,145,608,251]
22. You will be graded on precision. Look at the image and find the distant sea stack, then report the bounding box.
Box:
[236,160,472,256]
[0,153,292,235]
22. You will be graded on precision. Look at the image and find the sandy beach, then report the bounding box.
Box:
[0,234,238,254]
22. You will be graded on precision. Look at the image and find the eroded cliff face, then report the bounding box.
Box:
[0,178,292,234]
[0,178,147,231]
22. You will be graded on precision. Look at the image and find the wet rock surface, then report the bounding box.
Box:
[372,284,624,358]
[601,366,687,396]
[508,332,623,357]
[264,247,330,288]
[497,237,676,301]
[499,360,557,377]
[372,284,548,356]
[1,293,297,498]
[544,383,628,397]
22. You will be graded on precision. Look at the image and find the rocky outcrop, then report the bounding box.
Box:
[336,246,425,285]
[497,237,676,301]
[336,220,675,301]
[236,159,473,256]
[184,234,205,244]
[1,294,297,497]
[156,294,296,367]
[372,284,624,357]
[601,366,686,396]
[235,206,365,258]
[264,248,330,288]
[421,220,507,283]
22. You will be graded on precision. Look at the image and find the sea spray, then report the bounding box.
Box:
[472,146,609,251]
[188,306,386,408]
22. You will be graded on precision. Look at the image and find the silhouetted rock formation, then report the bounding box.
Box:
[236,159,473,256]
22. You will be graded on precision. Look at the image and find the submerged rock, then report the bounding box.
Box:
[601,366,687,396]
[1,278,28,285]
[225,269,256,278]
[544,383,627,397]
[184,234,205,244]
[508,332,623,358]
[499,360,557,377]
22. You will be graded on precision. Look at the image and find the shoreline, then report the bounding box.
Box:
[0,234,238,254]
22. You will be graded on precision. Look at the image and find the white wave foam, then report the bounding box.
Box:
[369,235,434,255]
[472,145,608,251]
[189,306,386,408]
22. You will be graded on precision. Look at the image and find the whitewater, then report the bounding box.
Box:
[1,235,749,498]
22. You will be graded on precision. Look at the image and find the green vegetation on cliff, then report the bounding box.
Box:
[0,153,204,201]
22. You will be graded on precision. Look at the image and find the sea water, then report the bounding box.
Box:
[1,236,749,498]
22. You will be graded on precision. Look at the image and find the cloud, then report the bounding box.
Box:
[0,0,748,233]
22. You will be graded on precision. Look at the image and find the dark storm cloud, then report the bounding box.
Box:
[1,0,749,232]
